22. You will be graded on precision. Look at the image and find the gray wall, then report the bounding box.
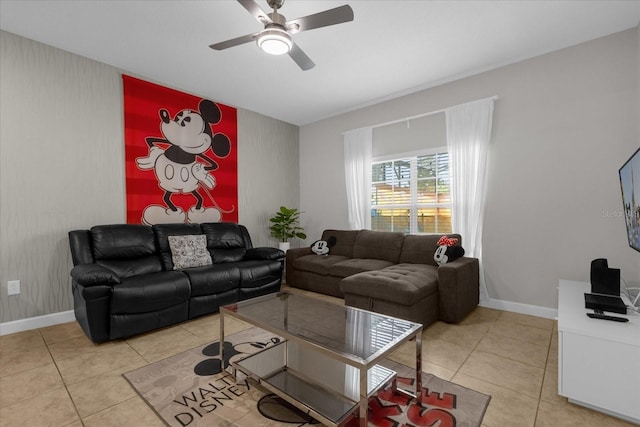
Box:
[237,109,299,246]
[300,27,640,310]
[373,113,446,158]
[0,30,299,323]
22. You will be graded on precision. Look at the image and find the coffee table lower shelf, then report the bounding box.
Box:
[232,341,396,426]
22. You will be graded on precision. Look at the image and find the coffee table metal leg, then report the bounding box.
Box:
[389,329,423,405]
[415,328,422,401]
[359,367,368,427]
[220,312,225,371]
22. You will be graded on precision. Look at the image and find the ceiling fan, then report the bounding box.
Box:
[209,0,354,71]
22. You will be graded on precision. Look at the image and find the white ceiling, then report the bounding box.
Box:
[1,0,639,125]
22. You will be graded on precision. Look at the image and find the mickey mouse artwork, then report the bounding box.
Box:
[123,75,238,225]
[136,99,231,224]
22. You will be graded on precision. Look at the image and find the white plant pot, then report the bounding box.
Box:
[278,242,290,252]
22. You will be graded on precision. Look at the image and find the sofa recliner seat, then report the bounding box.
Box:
[286,230,479,326]
[69,222,284,343]
[344,264,439,306]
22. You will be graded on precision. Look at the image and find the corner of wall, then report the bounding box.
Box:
[637,24,640,137]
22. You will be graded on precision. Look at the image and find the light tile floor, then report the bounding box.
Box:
[0,289,636,427]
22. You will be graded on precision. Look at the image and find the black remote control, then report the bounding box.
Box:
[587,309,629,322]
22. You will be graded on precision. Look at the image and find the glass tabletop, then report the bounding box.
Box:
[221,292,421,366]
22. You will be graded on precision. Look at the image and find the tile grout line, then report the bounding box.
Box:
[447,313,549,427]
[40,328,85,427]
[124,337,153,364]
[440,313,501,427]
[532,347,549,426]
[532,326,556,427]
[447,314,497,386]
[500,314,555,427]
[44,328,143,425]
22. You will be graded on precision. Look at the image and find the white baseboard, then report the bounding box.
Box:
[0,310,76,336]
[480,298,558,320]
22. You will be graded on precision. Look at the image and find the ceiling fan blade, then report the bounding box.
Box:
[288,43,315,71]
[286,5,354,33]
[209,32,259,50]
[237,0,272,24]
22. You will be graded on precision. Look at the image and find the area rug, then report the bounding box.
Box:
[123,327,490,427]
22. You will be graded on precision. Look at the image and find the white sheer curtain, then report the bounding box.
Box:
[343,127,373,230]
[445,98,494,301]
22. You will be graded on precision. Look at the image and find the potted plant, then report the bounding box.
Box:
[269,206,307,251]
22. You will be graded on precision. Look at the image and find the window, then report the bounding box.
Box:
[371,149,451,234]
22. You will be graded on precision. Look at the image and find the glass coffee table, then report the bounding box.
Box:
[220,291,423,427]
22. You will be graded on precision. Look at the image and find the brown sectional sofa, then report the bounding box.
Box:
[285,229,479,326]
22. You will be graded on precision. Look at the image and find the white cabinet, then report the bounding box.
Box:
[557,280,640,424]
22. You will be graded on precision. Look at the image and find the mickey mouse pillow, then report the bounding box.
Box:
[434,235,465,266]
[310,236,337,255]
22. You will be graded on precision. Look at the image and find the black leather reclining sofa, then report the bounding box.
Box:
[68,222,284,343]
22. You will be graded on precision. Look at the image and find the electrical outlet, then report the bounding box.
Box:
[7,280,20,296]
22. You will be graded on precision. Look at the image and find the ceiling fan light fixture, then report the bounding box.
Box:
[256,28,292,55]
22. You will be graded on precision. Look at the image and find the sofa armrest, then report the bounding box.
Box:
[245,247,285,261]
[70,263,121,286]
[437,257,480,323]
[285,247,313,285]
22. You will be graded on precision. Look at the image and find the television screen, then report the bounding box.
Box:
[619,147,640,252]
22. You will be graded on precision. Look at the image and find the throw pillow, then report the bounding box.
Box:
[434,235,465,266]
[310,236,337,255]
[168,234,212,270]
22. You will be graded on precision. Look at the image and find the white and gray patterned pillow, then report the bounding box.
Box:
[167,235,212,270]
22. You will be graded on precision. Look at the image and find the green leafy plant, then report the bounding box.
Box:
[269,206,307,242]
